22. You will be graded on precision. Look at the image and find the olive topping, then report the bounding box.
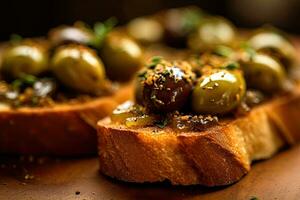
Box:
[100,32,143,81]
[111,101,157,127]
[240,52,286,93]
[171,113,218,132]
[51,44,106,94]
[127,17,164,44]
[48,25,94,48]
[192,69,246,114]
[244,89,265,107]
[188,17,236,52]
[248,31,296,69]
[138,58,196,112]
[134,73,144,105]
[1,41,49,79]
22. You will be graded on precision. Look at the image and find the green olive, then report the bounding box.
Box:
[241,53,286,93]
[1,42,48,78]
[127,17,164,44]
[248,31,296,68]
[51,44,105,94]
[188,17,236,52]
[48,25,94,48]
[192,70,246,114]
[100,32,143,81]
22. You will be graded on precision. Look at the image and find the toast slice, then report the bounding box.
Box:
[97,87,300,186]
[0,84,133,156]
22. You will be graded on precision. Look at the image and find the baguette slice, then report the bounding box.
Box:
[97,87,300,186]
[0,84,133,156]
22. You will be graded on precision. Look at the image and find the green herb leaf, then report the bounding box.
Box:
[90,17,118,48]
[10,34,23,44]
[137,71,147,80]
[11,74,38,90]
[240,42,256,60]
[147,56,162,68]
[221,62,240,70]
[182,8,205,33]
[249,196,259,200]
[155,118,168,128]
[213,45,234,57]
[22,74,38,85]
[11,79,22,90]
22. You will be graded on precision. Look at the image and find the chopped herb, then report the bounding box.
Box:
[182,9,205,33]
[249,196,259,200]
[22,74,38,85]
[11,80,22,90]
[31,96,39,106]
[246,48,256,61]
[147,56,162,68]
[221,62,240,70]
[155,118,168,128]
[190,54,203,68]
[10,34,23,44]
[241,42,256,60]
[162,69,171,76]
[11,74,38,90]
[89,17,118,48]
[137,71,148,80]
[213,45,234,57]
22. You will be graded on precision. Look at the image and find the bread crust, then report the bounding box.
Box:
[97,89,300,186]
[0,84,133,156]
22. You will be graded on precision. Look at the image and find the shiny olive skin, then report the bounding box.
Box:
[241,53,286,93]
[192,70,246,114]
[188,17,236,52]
[134,73,144,105]
[127,17,164,44]
[100,32,143,81]
[248,31,296,68]
[1,42,49,78]
[140,61,196,112]
[48,26,94,48]
[51,44,106,94]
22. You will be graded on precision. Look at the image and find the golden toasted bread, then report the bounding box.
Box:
[97,87,300,186]
[0,84,133,156]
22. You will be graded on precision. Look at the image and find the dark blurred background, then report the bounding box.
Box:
[1,0,300,41]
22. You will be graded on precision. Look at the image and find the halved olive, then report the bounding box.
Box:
[51,44,105,94]
[48,25,94,48]
[248,31,296,68]
[1,41,49,78]
[100,32,143,81]
[139,59,196,112]
[188,17,236,52]
[240,53,286,93]
[127,17,164,44]
[192,69,246,114]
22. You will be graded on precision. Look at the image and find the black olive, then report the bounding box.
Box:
[137,59,195,112]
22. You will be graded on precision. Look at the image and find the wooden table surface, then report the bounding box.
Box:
[1,144,300,200]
